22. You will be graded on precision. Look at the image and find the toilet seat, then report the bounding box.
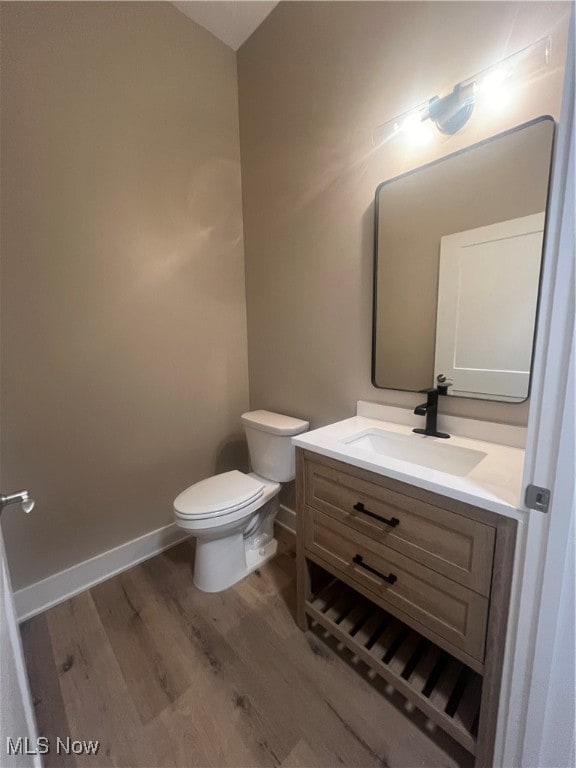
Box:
[174,470,264,520]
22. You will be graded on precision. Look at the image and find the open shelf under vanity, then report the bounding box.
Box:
[306,574,482,756]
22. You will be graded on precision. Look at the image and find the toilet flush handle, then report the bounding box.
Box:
[0,490,35,516]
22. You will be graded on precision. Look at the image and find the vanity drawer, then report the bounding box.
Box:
[304,506,488,663]
[304,459,495,596]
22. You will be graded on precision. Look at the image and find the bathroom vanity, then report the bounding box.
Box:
[293,403,524,766]
[290,114,553,768]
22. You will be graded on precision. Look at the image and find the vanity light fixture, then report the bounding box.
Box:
[373,36,551,147]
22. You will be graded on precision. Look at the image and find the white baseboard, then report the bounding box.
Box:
[15,508,297,624]
[14,523,191,623]
[277,504,296,533]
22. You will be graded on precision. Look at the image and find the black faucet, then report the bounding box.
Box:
[413,389,450,439]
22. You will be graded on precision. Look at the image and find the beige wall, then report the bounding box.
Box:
[1,2,249,589]
[0,2,570,590]
[238,1,569,432]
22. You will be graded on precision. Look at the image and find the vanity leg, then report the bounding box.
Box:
[296,551,311,631]
[474,518,517,767]
[295,448,310,631]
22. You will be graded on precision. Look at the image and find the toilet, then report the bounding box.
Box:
[173,410,308,592]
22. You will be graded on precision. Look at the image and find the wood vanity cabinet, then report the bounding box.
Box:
[295,448,517,766]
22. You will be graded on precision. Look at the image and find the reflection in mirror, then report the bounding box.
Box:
[372,117,554,402]
[434,213,545,400]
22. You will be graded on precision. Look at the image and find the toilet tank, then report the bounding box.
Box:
[241,410,309,482]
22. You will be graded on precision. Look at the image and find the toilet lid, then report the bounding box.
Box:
[174,470,264,518]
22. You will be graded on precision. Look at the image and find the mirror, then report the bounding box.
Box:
[372,116,554,402]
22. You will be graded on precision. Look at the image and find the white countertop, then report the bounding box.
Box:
[293,407,526,520]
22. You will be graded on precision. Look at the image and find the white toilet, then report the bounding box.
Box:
[173,410,308,592]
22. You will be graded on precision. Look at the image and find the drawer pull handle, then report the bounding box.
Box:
[352,554,397,585]
[353,502,399,528]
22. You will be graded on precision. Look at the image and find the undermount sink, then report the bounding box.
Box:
[342,428,487,477]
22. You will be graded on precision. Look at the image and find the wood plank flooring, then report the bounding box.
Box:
[20,534,472,768]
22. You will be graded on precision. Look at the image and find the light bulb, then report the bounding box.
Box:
[401,112,434,147]
[476,67,512,112]
[479,67,510,94]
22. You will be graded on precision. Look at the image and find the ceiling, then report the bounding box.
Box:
[173,1,279,51]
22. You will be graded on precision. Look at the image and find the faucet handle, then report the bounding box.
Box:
[436,374,453,396]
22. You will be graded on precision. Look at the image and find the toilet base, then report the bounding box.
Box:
[193,534,278,593]
[245,537,278,577]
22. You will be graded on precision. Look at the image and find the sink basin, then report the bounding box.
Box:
[342,428,487,477]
